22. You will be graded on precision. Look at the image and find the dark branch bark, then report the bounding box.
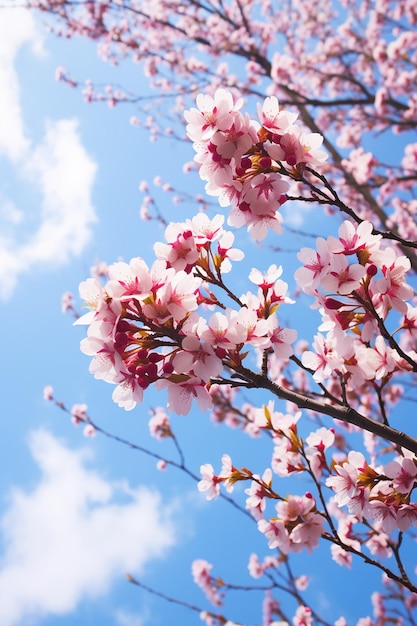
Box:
[236,365,417,455]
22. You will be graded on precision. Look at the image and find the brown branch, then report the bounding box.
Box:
[234,366,417,455]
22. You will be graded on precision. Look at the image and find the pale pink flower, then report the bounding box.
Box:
[249,264,283,289]
[368,500,398,533]
[397,503,417,531]
[277,494,315,522]
[211,112,256,161]
[190,213,225,245]
[326,451,366,507]
[402,304,417,337]
[191,559,222,606]
[83,424,96,437]
[70,403,88,425]
[305,427,335,479]
[246,210,284,241]
[43,385,53,401]
[143,270,201,323]
[372,253,413,316]
[112,371,145,411]
[216,230,245,272]
[384,456,417,494]
[154,224,199,271]
[234,307,270,349]
[320,254,366,295]
[185,88,239,142]
[295,238,331,292]
[80,335,121,383]
[257,518,291,553]
[295,575,309,591]
[148,407,172,440]
[218,453,235,493]
[306,427,335,452]
[241,172,288,216]
[342,147,375,185]
[365,527,392,558]
[257,96,297,133]
[367,336,396,380]
[290,513,324,553]
[298,130,328,166]
[199,311,247,348]
[173,335,223,381]
[268,131,304,166]
[198,464,220,500]
[331,543,352,568]
[245,468,272,516]
[158,376,212,415]
[75,277,104,325]
[301,333,343,383]
[327,220,381,255]
[106,257,152,301]
[266,317,297,360]
[247,553,264,579]
[293,605,313,626]
[61,291,74,314]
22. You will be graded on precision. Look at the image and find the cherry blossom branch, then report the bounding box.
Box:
[126,574,218,620]
[49,395,252,518]
[321,531,417,593]
[352,289,417,373]
[293,167,417,255]
[301,451,417,593]
[234,365,417,455]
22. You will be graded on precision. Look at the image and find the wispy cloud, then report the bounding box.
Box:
[0,7,97,300]
[114,608,148,626]
[0,430,177,626]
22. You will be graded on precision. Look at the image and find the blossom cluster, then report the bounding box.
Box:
[296,220,416,392]
[77,213,296,414]
[326,449,417,534]
[185,89,327,240]
[198,406,417,565]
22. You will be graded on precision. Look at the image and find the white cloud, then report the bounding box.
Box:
[0,430,177,626]
[115,608,148,626]
[281,200,314,228]
[0,6,38,162]
[0,7,97,300]
[21,118,97,264]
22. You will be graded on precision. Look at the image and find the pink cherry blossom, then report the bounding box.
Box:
[257,96,297,133]
[327,220,382,256]
[257,518,291,553]
[320,254,366,295]
[198,464,220,500]
[384,457,417,494]
[199,311,247,348]
[172,335,223,381]
[70,403,88,425]
[301,333,344,383]
[326,451,367,507]
[148,407,172,440]
[157,376,212,415]
[191,559,223,606]
[185,88,240,142]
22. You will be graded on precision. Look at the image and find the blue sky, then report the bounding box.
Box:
[1,6,415,626]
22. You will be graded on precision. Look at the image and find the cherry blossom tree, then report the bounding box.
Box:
[17,0,417,624]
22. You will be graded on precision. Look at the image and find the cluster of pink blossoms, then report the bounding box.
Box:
[77,213,296,414]
[185,89,327,240]
[200,461,325,558]
[295,219,416,391]
[198,403,417,563]
[326,449,417,534]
